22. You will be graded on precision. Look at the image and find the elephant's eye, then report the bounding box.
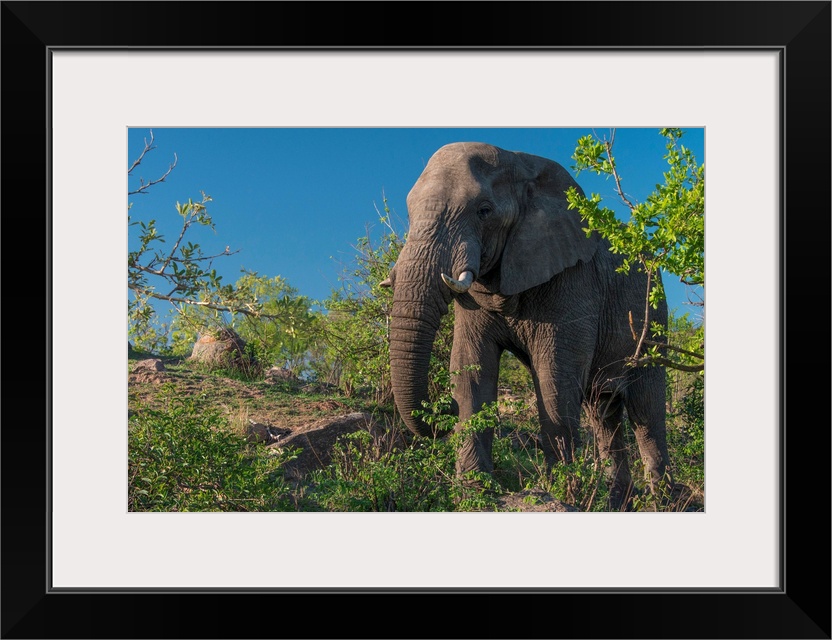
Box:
[477,205,492,219]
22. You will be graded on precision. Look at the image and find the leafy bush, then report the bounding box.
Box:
[167,273,320,372]
[309,384,506,512]
[308,375,613,512]
[567,128,704,373]
[127,359,703,511]
[309,428,458,512]
[313,199,454,405]
[497,352,535,398]
[310,207,400,401]
[668,375,705,486]
[128,388,297,511]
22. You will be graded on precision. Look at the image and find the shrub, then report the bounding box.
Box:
[128,388,297,511]
[314,198,454,405]
[309,428,458,512]
[668,375,705,486]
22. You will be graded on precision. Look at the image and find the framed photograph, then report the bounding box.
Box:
[4,1,829,638]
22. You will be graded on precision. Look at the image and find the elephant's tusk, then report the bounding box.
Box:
[441,270,474,293]
[379,277,393,288]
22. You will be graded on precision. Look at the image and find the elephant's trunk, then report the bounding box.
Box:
[389,313,441,437]
[388,242,456,437]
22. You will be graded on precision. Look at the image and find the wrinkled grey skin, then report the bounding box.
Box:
[385,142,670,509]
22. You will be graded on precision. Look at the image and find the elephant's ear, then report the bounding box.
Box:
[499,153,600,296]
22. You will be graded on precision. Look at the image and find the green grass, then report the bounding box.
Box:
[128,359,704,512]
[128,387,298,512]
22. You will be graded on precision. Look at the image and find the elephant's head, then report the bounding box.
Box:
[386,142,599,437]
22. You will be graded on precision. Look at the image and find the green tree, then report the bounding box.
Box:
[233,274,320,373]
[169,273,320,373]
[314,201,402,402]
[566,128,704,372]
[128,130,282,353]
[315,197,454,405]
[665,311,705,407]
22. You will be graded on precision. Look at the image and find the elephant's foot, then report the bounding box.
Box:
[454,438,500,500]
[454,461,498,489]
[451,470,502,511]
[643,465,674,503]
[607,480,636,512]
[455,432,495,476]
[603,463,634,511]
[455,470,499,493]
[618,468,677,511]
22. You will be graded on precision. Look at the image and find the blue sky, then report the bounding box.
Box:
[127,127,704,319]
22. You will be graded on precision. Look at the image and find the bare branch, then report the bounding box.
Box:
[127,130,155,175]
[373,190,400,237]
[128,149,178,196]
[630,260,654,359]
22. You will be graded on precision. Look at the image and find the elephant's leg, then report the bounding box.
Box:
[625,367,671,497]
[450,324,501,478]
[585,393,633,510]
[531,366,583,469]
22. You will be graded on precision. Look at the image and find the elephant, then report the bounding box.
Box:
[382,141,671,510]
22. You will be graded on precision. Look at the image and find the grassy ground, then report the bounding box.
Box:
[128,352,704,513]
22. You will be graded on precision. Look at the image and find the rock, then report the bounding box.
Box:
[494,489,580,513]
[270,412,400,479]
[130,358,167,383]
[132,358,165,373]
[189,328,252,370]
[245,420,292,444]
[300,381,337,395]
[265,367,300,385]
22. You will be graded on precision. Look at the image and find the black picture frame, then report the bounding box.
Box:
[3,1,829,638]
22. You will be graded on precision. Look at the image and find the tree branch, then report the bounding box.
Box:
[604,137,637,211]
[167,246,238,264]
[128,284,283,320]
[127,130,156,175]
[642,338,704,360]
[130,243,237,278]
[627,257,705,366]
[629,355,704,373]
[158,200,218,274]
[633,262,653,358]
[128,131,178,196]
